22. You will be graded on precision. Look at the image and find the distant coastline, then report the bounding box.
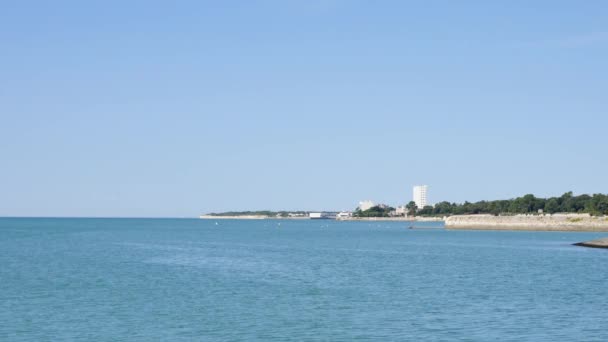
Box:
[337,216,443,222]
[200,213,608,231]
[200,192,608,230]
[200,215,267,220]
[199,215,308,220]
[199,214,442,222]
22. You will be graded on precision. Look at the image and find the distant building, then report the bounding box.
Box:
[358,200,375,211]
[413,185,428,209]
[336,212,352,219]
[288,213,306,217]
[309,212,337,219]
[395,206,407,216]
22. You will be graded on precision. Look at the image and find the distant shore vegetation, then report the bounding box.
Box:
[206,192,608,218]
[353,205,395,218]
[205,211,308,217]
[422,192,608,217]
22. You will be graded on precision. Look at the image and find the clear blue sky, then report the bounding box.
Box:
[1,1,607,217]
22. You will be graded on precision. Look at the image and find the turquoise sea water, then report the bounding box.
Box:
[2,218,608,341]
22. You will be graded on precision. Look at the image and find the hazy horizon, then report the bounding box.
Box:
[2,1,607,217]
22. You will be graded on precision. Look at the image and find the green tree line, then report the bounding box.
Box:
[419,192,608,216]
[354,205,395,217]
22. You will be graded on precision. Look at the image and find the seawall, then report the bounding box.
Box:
[445,214,608,231]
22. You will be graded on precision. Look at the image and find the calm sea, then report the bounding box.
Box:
[2,218,607,341]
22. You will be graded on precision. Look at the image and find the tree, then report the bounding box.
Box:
[521,194,537,213]
[559,191,574,212]
[433,201,453,215]
[596,194,608,215]
[545,198,559,214]
[418,205,434,216]
[406,201,418,216]
[354,205,394,218]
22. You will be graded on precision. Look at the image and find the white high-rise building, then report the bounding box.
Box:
[413,185,428,209]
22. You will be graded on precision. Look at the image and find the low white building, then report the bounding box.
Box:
[309,212,337,219]
[336,211,352,219]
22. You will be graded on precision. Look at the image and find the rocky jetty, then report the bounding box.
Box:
[573,238,608,249]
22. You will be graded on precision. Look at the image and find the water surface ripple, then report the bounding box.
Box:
[1,218,607,341]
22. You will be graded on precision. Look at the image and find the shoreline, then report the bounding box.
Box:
[199,215,443,222]
[200,213,608,232]
[337,217,444,222]
[199,215,309,220]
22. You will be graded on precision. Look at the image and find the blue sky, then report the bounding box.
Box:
[1,1,607,217]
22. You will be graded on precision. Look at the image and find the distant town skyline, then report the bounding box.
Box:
[1,1,607,217]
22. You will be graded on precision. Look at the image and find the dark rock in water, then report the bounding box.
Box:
[573,237,608,249]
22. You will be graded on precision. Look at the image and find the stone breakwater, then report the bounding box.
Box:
[573,238,608,249]
[445,214,608,231]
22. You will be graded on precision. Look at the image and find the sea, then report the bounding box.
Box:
[2,217,608,341]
